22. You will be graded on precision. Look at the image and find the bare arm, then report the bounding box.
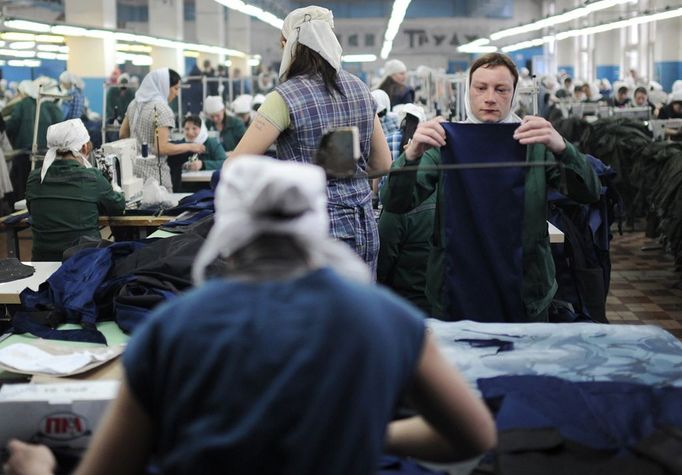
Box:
[73,379,153,475]
[367,115,392,175]
[156,127,205,156]
[119,116,130,139]
[385,333,496,462]
[230,115,281,158]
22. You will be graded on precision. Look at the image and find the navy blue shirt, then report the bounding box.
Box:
[124,267,425,475]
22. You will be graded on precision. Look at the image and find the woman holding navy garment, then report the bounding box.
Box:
[231,5,391,275]
[382,53,601,322]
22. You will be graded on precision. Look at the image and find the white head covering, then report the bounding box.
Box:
[203,95,225,115]
[279,6,342,80]
[384,59,407,78]
[672,80,682,94]
[186,118,208,145]
[252,94,266,108]
[59,71,84,90]
[192,156,371,285]
[232,94,253,114]
[371,89,391,114]
[132,68,170,132]
[396,103,426,123]
[464,63,521,124]
[118,73,131,85]
[670,90,682,103]
[41,119,92,183]
[18,80,37,99]
[588,82,602,101]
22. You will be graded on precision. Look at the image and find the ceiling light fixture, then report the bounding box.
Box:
[490,0,631,41]
[342,54,378,63]
[380,0,412,59]
[500,7,682,52]
[212,0,284,29]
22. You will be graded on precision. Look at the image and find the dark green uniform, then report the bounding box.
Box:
[206,114,246,152]
[378,188,436,316]
[6,97,63,150]
[198,137,227,170]
[381,140,601,321]
[106,87,135,122]
[26,160,126,261]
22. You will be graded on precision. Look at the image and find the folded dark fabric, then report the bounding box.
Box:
[0,258,34,283]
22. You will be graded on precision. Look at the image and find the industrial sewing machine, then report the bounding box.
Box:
[97,138,144,203]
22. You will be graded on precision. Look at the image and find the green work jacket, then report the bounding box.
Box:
[206,114,246,152]
[26,160,126,261]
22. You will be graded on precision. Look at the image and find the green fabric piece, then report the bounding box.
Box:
[26,161,126,261]
[206,114,246,152]
[381,140,601,321]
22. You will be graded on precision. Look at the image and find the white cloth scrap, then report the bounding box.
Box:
[0,343,119,376]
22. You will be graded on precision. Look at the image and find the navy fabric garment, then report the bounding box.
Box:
[478,375,682,453]
[123,268,425,475]
[17,242,144,343]
[440,123,526,322]
[377,455,447,474]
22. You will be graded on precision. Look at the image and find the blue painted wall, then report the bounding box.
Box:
[558,65,575,79]
[655,61,682,92]
[595,65,620,83]
[1,59,66,84]
[82,77,106,116]
[447,60,469,74]
[508,46,544,73]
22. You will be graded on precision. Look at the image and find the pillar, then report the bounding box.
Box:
[594,29,620,83]
[195,0,224,71]
[64,0,117,115]
[654,17,682,92]
[227,9,250,83]
[148,0,185,74]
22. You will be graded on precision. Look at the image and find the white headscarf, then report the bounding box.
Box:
[187,118,208,145]
[203,95,225,115]
[232,94,253,114]
[59,71,84,90]
[132,68,170,132]
[18,80,37,99]
[41,119,92,183]
[371,89,391,114]
[384,59,407,78]
[192,155,371,285]
[279,6,342,81]
[464,64,521,124]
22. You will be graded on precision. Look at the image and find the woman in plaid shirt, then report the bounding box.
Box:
[231,6,391,275]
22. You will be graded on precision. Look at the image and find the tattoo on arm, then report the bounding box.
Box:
[254,118,266,131]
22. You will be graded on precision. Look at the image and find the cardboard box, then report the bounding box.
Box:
[0,381,119,449]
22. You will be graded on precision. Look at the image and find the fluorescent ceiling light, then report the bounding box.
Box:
[342,54,378,63]
[51,25,87,36]
[0,48,36,58]
[4,20,51,32]
[184,50,200,58]
[457,45,498,54]
[499,7,682,51]
[380,0,412,59]
[1,32,35,41]
[213,0,284,29]
[4,18,248,58]
[9,41,35,50]
[8,59,41,67]
[36,35,64,43]
[490,0,631,41]
[37,51,57,59]
[56,53,68,61]
[37,44,61,51]
[247,57,260,66]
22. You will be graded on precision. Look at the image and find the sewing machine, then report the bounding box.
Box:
[100,138,144,203]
